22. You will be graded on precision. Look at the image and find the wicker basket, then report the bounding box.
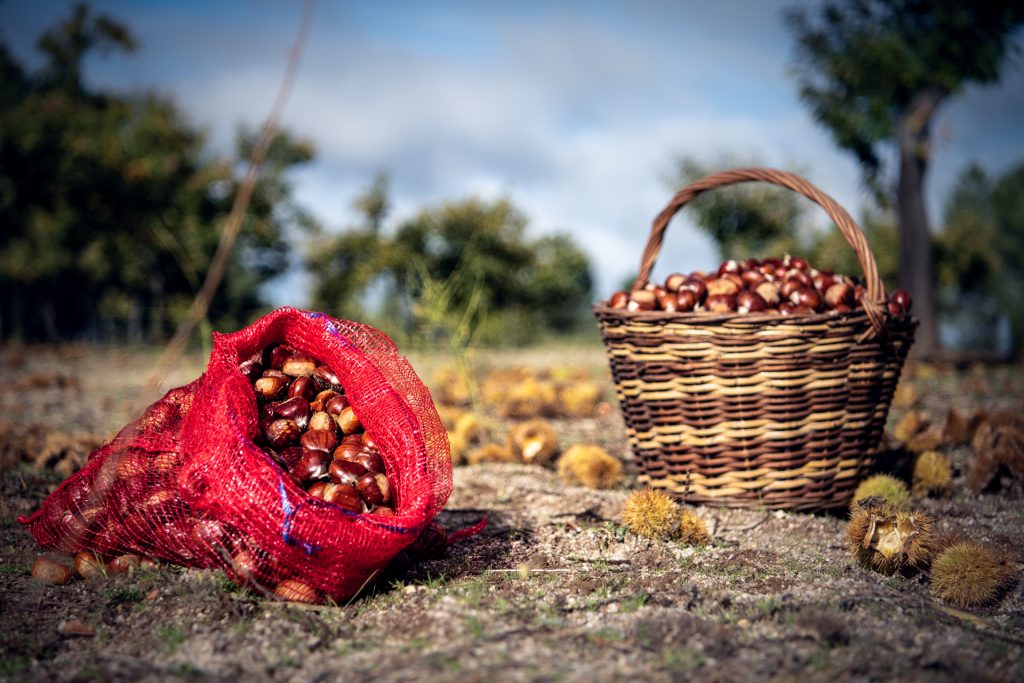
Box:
[593,168,916,511]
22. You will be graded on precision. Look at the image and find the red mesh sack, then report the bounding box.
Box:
[20,307,453,602]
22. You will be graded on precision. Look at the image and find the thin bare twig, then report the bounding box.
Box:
[146,0,315,392]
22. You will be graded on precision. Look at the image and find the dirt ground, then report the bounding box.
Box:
[1,343,1022,682]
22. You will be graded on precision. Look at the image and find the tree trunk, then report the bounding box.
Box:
[896,90,946,358]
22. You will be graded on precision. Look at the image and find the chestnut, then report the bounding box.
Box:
[681,277,708,303]
[354,450,385,475]
[779,279,803,300]
[231,550,263,585]
[266,344,294,371]
[655,290,678,312]
[706,278,741,297]
[301,428,338,454]
[32,557,74,585]
[785,255,810,271]
[812,270,835,292]
[333,443,363,462]
[254,375,288,401]
[310,389,339,412]
[736,290,768,313]
[275,579,319,604]
[356,472,390,506]
[790,287,824,311]
[891,288,912,312]
[308,411,335,433]
[717,259,742,275]
[675,289,697,312]
[239,357,263,382]
[307,482,328,499]
[335,406,363,435]
[741,269,766,287]
[108,554,142,576]
[329,459,367,486]
[704,294,736,313]
[312,364,343,392]
[372,506,395,516]
[277,446,305,470]
[73,552,106,580]
[322,483,365,512]
[265,419,301,450]
[627,289,656,311]
[290,450,328,484]
[288,376,316,402]
[754,281,781,306]
[824,282,855,308]
[608,291,629,309]
[282,353,316,377]
[361,433,377,450]
[191,519,230,554]
[887,300,905,316]
[324,394,350,417]
[664,273,687,292]
[272,397,311,430]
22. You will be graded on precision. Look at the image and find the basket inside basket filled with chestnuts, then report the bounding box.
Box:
[593,168,917,511]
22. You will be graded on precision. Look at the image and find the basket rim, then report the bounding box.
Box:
[592,302,917,329]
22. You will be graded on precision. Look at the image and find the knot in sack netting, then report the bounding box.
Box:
[19,307,453,603]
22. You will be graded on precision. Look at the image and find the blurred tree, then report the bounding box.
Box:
[306,182,595,346]
[786,0,1024,357]
[937,163,1024,356]
[673,156,807,262]
[0,4,313,341]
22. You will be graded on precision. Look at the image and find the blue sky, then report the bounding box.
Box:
[3,0,1023,305]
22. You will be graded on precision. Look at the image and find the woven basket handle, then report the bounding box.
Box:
[633,167,888,336]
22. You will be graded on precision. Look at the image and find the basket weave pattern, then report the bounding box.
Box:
[594,168,916,511]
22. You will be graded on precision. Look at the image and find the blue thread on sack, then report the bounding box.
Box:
[278,476,321,555]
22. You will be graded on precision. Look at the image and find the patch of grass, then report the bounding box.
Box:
[808,642,834,670]
[589,627,622,643]
[753,597,781,618]
[105,585,144,605]
[0,563,24,575]
[169,662,204,679]
[601,521,628,543]
[660,645,707,675]
[457,576,489,609]
[0,656,31,676]
[621,591,649,613]
[155,625,187,655]
[464,616,485,639]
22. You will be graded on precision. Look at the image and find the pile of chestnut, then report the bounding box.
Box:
[605,255,912,316]
[243,343,394,516]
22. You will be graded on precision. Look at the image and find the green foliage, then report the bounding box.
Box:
[938,163,1024,354]
[0,4,314,341]
[674,156,806,260]
[786,0,1024,191]
[307,178,595,348]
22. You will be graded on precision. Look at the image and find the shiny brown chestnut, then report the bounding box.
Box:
[282,354,316,377]
[675,289,697,311]
[272,397,311,430]
[324,394,350,417]
[824,282,855,308]
[329,459,367,486]
[356,472,390,506]
[288,375,316,401]
[74,551,106,580]
[277,446,305,470]
[790,287,824,311]
[275,579,319,604]
[32,557,74,585]
[655,290,678,312]
[681,277,708,303]
[608,291,629,309]
[310,389,339,412]
[290,450,328,484]
[300,428,338,454]
[717,259,742,275]
[322,483,365,512]
[265,419,301,450]
[890,288,912,312]
[354,450,386,475]
[704,293,737,313]
[239,358,263,382]
[312,364,342,392]
[627,289,656,311]
[741,269,766,287]
[108,554,142,576]
[736,290,768,313]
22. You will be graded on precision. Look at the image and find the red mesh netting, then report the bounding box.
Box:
[19,307,453,602]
